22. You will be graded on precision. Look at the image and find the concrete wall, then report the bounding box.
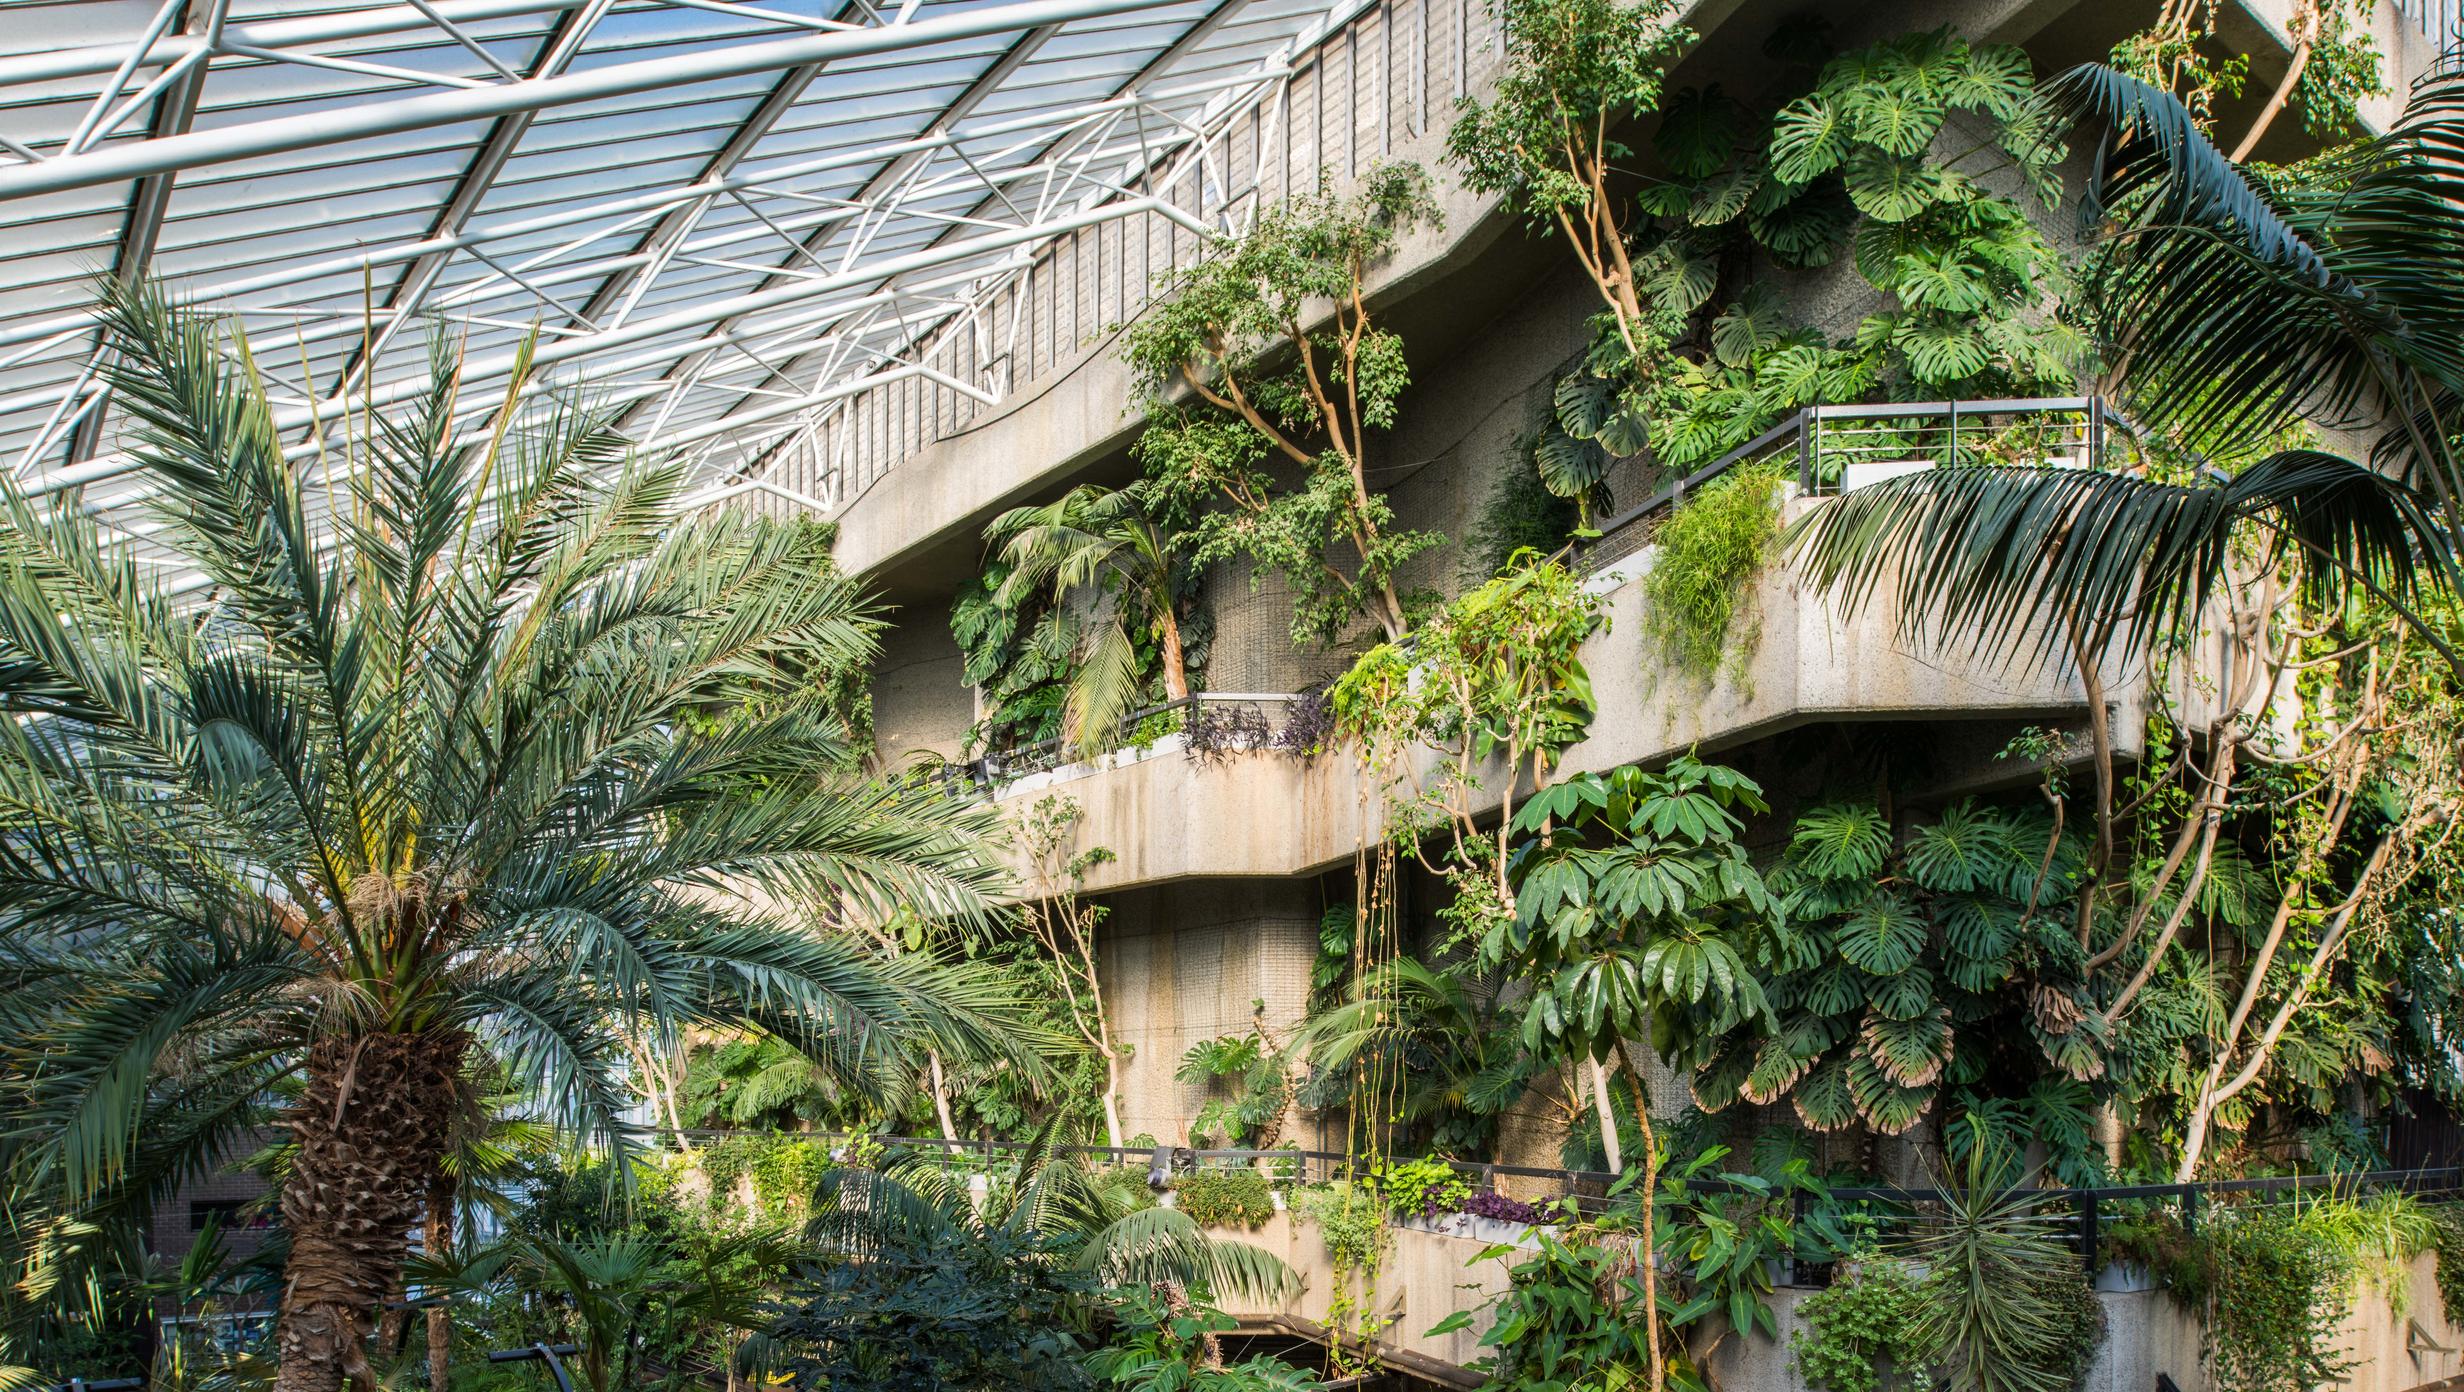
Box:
[868,594,973,765]
[1097,879,1325,1145]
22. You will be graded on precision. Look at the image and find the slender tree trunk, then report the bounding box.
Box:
[2230,33,2315,162]
[1157,606,1190,702]
[1588,1055,1622,1174]
[426,1174,455,1392]
[927,1051,959,1142]
[275,1032,467,1392]
[1100,1044,1128,1152]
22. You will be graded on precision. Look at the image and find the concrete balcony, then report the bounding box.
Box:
[988,492,2163,897]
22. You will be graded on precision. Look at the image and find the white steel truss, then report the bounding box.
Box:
[0,0,1382,583]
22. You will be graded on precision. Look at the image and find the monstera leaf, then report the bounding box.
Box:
[1865,965,1938,1021]
[1691,1040,1758,1113]
[1937,893,2021,963]
[1842,148,1952,221]
[1861,1007,1956,1087]
[1769,94,1849,182]
[1904,802,2010,892]
[1836,892,1926,975]
[1739,1013,1842,1106]
[1847,1051,1933,1134]
[1788,802,1892,880]
[1792,1055,1861,1132]
[2032,1016,2110,1082]
[1797,960,1867,1018]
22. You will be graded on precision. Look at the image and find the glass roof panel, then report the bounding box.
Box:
[0,0,1367,524]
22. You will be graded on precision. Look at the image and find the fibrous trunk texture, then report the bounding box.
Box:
[274,1031,466,1392]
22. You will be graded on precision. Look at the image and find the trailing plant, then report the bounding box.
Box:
[2435,1207,2464,1328]
[2199,1202,2351,1392]
[1640,463,1783,679]
[1128,164,1444,646]
[1173,1171,1277,1231]
[1790,1250,1928,1392]
[1290,1182,1389,1273]
[1332,554,1604,950]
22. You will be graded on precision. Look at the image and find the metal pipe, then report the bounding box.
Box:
[0,0,635,87]
[0,0,1185,203]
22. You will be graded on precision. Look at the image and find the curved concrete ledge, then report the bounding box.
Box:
[994,507,2156,896]
[1212,1214,2463,1392]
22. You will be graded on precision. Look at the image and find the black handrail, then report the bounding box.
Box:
[1582,394,2139,562]
[664,1126,2464,1277]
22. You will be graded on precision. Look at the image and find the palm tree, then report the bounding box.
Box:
[0,280,1036,1392]
[1788,63,2461,672]
[985,484,1193,757]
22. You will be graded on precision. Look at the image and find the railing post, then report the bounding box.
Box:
[1947,400,1959,464]
[1797,410,1813,494]
[2079,1190,2100,1278]
[2089,394,2105,471]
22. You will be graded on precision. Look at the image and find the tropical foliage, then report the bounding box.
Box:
[983,483,1205,758]
[0,281,1031,1392]
[1127,165,1445,645]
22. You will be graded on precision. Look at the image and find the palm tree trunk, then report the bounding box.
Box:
[274,1032,466,1392]
[426,1173,455,1392]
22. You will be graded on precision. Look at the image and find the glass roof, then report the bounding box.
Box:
[0,0,1364,583]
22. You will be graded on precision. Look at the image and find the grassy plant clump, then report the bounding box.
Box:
[1174,1169,1277,1230]
[1642,463,1783,679]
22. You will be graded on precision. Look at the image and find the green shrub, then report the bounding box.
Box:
[1175,1169,1277,1230]
[1641,463,1782,679]
[748,1138,832,1214]
[1374,1157,1471,1219]
[1790,1254,1929,1392]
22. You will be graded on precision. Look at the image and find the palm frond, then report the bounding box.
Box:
[1787,454,2445,670]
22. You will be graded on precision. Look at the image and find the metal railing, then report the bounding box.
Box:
[1583,396,2140,572]
[667,1127,2464,1283]
[930,691,1321,799]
